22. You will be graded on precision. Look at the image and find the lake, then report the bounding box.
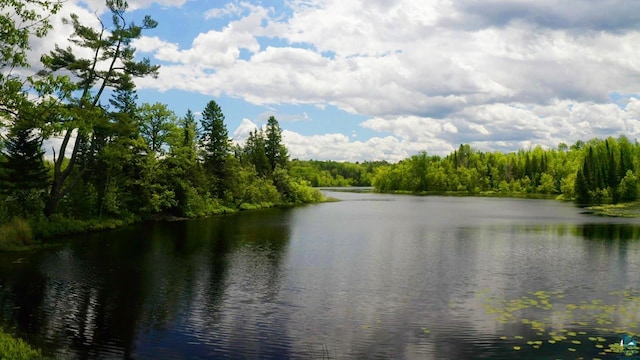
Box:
[2,190,640,359]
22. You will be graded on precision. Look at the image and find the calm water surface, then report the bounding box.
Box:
[2,191,640,359]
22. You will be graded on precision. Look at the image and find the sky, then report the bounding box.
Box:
[28,0,640,162]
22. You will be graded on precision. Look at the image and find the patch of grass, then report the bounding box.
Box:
[0,328,44,360]
[588,201,640,217]
[0,218,36,251]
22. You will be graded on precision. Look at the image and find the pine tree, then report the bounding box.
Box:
[0,124,50,217]
[109,74,139,138]
[243,129,270,177]
[199,100,230,196]
[40,0,159,217]
[1,126,49,191]
[264,116,288,172]
[181,110,197,150]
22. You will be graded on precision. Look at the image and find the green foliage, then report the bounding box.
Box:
[0,124,50,218]
[0,0,63,125]
[199,100,231,197]
[372,136,640,205]
[619,170,639,202]
[290,160,386,187]
[0,1,326,242]
[265,116,288,172]
[39,0,159,217]
[0,328,43,360]
[0,217,35,250]
[242,129,271,176]
[139,102,177,155]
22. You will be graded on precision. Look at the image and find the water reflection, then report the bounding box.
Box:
[0,195,640,358]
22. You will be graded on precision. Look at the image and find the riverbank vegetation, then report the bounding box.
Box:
[0,0,323,249]
[288,159,387,187]
[371,137,640,208]
[0,328,44,360]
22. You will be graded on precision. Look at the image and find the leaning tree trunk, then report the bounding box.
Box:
[43,127,84,217]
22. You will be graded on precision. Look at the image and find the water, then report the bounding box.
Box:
[2,191,640,359]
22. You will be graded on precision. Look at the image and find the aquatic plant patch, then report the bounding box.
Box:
[481,289,640,357]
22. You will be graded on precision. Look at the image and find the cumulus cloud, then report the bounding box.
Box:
[445,0,640,31]
[135,0,640,113]
[283,130,415,162]
[28,0,640,161]
[133,5,265,68]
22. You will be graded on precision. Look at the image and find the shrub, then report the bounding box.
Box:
[0,218,35,250]
[0,328,43,360]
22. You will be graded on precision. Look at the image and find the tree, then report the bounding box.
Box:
[93,76,146,217]
[39,0,159,217]
[163,109,205,217]
[0,0,63,123]
[1,126,48,190]
[139,102,176,155]
[199,100,230,196]
[179,109,197,153]
[264,115,288,172]
[243,129,270,177]
[200,100,229,169]
[0,121,50,217]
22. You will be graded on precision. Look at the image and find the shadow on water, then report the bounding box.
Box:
[0,208,293,359]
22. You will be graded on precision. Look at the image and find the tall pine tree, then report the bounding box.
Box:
[199,100,230,197]
[264,115,288,172]
[0,123,50,217]
[39,0,159,217]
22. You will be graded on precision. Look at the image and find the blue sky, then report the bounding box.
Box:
[35,0,640,161]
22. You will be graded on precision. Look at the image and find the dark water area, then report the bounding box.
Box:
[2,192,640,359]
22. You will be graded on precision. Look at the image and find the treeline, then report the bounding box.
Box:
[372,137,640,204]
[289,160,388,187]
[0,0,322,244]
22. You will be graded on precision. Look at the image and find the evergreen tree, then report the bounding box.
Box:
[108,74,140,140]
[264,115,288,172]
[199,100,230,196]
[574,168,590,204]
[0,123,50,217]
[200,100,229,166]
[1,125,49,191]
[243,129,270,177]
[180,109,198,151]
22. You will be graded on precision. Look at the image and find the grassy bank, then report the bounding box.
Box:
[0,193,330,252]
[0,218,38,251]
[0,328,44,360]
[587,201,640,217]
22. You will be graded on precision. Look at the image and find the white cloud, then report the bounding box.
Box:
[133,6,265,68]
[78,0,186,13]
[204,2,245,19]
[136,0,640,119]
[232,118,260,144]
[26,0,640,161]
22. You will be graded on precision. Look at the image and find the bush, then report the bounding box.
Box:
[0,218,35,250]
[0,328,43,360]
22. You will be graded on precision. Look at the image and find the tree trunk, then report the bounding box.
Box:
[43,128,84,217]
[43,176,64,217]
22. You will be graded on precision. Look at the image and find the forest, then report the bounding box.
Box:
[0,0,322,248]
[371,137,639,205]
[289,159,388,187]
